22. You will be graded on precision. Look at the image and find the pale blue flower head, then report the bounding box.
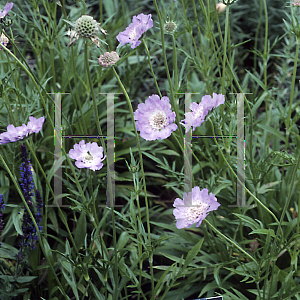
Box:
[0,116,45,145]
[180,93,225,133]
[0,2,13,19]
[117,13,153,49]
[69,140,106,171]
[134,94,178,141]
[173,186,220,229]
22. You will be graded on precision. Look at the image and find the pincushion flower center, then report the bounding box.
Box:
[128,24,139,40]
[194,106,204,118]
[83,152,94,162]
[186,202,209,221]
[149,111,168,130]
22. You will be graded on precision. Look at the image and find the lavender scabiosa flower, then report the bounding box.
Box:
[180,93,225,133]
[98,51,119,67]
[0,194,5,247]
[69,140,106,171]
[116,13,153,49]
[173,186,220,229]
[293,0,300,6]
[0,116,45,145]
[134,94,178,141]
[0,2,13,19]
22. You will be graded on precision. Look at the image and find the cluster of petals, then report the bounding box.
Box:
[134,94,177,141]
[180,93,225,133]
[117,13,153,49]
[293,0,300,6]
[0,2,13,19]
[69,140,106,171]
[0,116,45,145]
[173,186,220,229]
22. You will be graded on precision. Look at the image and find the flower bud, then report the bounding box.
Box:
[216,2,226,12]
[164,21,177,34]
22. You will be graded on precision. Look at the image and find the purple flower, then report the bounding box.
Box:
[173,186,220,229]
[19,145,41,251]
[116,13,153,49]
[20,145,35,202]
[0,116,45,145]
[134,94,178,141]
[180,93,225,133]
[69,140,106,171]
[0,2,13,19]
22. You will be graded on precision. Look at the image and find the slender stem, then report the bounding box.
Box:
[221,6,230,95]
[0,152,68,299]
[172,35,178,92]
[152,0,184,146]
[262,0,269,120]
[207,118,280,225]
[285,39,300,151]
[143,40,162,98]
[84,41,106,150]
[203,219,257,264]
[112,67,155,299]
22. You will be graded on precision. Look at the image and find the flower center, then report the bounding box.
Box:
[83,152,93,163]
[186,202,209,221]
[128,23,140,40]
[149,111,168,130]
[194,106,204,118]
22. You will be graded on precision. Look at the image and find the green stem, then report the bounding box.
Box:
[207,118,280,225]
[172,35,178,92]
[84,41,106,151]
[0,152,68,299]
[204,219,257,264]
[221,6,230,95]
[143,40,162,98]
[285,39,300,151]
[262,0,269,120]
[152,0,184,146]
[112,67,155,299]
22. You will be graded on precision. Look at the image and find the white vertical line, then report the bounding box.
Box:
[106,93,115,208]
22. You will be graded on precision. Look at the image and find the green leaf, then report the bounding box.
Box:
[12,207,23,235]
[257,181,281,194]
[74,211,87,250]
[256,124,285,142]
[182,238,204,271]
[232,213,260,231]
[117,231,129,250]
[249,228,275,238]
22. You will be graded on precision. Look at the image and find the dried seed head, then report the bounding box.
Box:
[75,15,99,38]
[0,31,9,49]
[98,51,120,67]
